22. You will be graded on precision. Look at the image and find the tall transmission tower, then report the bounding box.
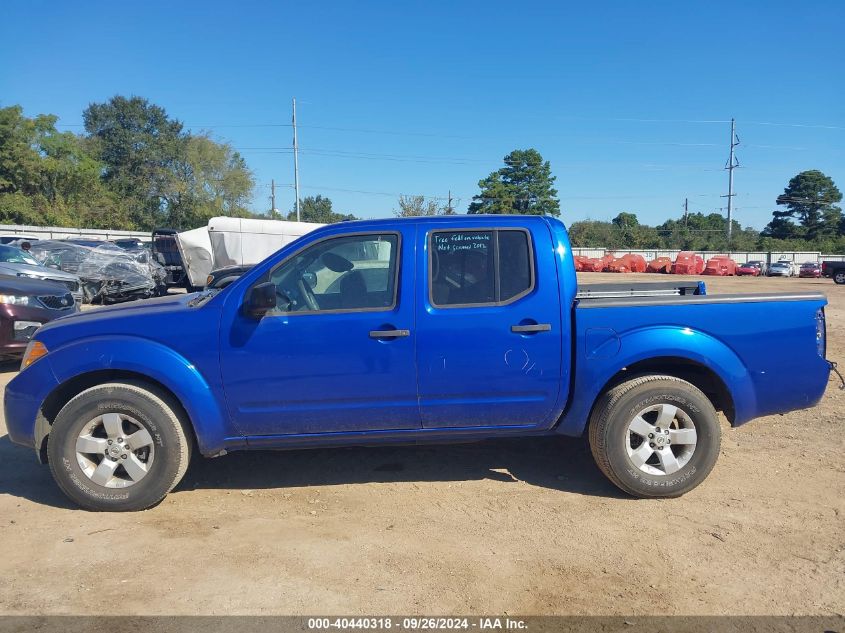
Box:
[292,97,301,222]
[723,118,740,243]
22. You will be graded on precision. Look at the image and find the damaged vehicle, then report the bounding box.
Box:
[0,245,83,305]
[29,241,167,304]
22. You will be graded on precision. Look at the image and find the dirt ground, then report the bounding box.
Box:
[0,274,842,616]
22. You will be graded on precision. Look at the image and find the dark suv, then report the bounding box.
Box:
[0,274,78,357]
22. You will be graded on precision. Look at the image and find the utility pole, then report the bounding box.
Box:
[270,179,276,219]
[292,97,301,222]
[723,118,740,243]
[447,190,453,214]
[684,197,689,227]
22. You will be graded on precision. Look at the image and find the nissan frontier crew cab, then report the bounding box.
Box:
[4,215,833,511]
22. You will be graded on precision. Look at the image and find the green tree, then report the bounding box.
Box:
[168,134,255,229]
[287,195,357,223]
[468,149,560,216]
[393,194,455,217]
[612,212,638,228]
[0,105,116,227]
[83,96,186,229]
[764,170,842,240]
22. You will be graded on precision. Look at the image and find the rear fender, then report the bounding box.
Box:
[46,336,230,455]
[556,325,755,436]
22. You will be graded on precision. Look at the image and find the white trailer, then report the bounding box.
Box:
[176,217,324,288]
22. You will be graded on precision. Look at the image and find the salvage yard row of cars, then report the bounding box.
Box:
[0,236,167,357]
[575,250,832,278]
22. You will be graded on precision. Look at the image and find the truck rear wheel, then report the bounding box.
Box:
[834,271,845,285]
[47,382,192,511]
[589,375,721,498]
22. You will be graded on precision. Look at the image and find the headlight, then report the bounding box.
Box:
[0,294,32,306]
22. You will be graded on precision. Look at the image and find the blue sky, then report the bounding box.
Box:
[2,0,843,229]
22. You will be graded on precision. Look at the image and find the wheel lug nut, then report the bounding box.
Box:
[648,433,654,439]
[649,442,655,448]
[117,437,123,443]
[107,440,113,445]
[664,429,669,435]
[121,454,127,459]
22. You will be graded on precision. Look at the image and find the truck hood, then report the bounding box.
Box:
[35,292,205,338]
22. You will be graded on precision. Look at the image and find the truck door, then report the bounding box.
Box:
[416,223,563,428]
[219,225,420,436]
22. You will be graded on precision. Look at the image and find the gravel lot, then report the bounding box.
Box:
[0,274,842,616]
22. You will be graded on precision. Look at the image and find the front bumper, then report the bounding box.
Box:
[0,305,73,355]
[4,355,59,452]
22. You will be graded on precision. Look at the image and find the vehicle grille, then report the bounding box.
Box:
[57,279,80,292]
[37,293,76,310]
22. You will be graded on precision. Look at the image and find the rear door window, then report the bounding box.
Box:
[429,229,534,307]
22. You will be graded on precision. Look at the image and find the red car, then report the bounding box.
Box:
[647,257,673,273]
[671,251,705,275]
[736,261,764,276]
[605,253,647,273]
[703,256,737,276]
[798,262,821,278]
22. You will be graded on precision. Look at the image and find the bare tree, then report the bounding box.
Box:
[393,194,456,217]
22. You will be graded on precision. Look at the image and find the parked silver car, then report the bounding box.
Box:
[767,261,794,277]
[0,244,83,303]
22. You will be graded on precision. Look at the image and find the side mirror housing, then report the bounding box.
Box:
[244,282,277,318]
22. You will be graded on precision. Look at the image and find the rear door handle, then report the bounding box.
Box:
[511,323,551,333]
[369,329,411,339]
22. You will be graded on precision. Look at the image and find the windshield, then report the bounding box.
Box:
[0,244,41,266]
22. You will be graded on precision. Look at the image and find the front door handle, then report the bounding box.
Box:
[511,323,551,334]
[369,329,411,339]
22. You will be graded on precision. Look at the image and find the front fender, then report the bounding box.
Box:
[556,325,755,437]
[45,336,232,455]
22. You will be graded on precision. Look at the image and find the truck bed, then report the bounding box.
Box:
[565,287,829,432]
[576,281,704,299]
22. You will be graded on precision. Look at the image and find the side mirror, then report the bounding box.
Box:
[244,282,277,318]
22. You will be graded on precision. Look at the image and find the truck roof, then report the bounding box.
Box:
[318,214,558,230]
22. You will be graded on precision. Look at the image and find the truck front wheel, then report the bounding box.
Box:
[834,271,845,285]
[589,375,721,498]
[47,382,192,511]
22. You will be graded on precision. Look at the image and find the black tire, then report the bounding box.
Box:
[834,271,845,285]
[47,382,192,511]
[589,375,721,498]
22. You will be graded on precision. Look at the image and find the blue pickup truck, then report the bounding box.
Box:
[4,216,833,511]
